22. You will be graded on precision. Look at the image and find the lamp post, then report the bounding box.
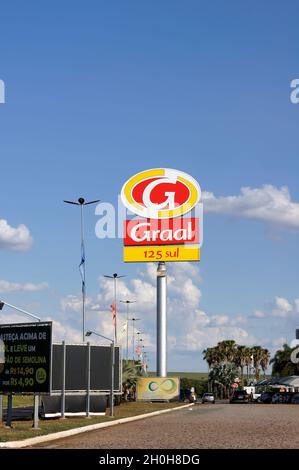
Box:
[120,300,136,361]
[64,197,100,343]
[129,318,140,361]
[104,273,125,344]
[0,300,41,322]
[136,332,143,360]
[86,330,115,417]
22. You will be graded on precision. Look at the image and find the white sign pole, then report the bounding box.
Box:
[157,262,167,377]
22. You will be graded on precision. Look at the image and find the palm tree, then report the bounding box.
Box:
[260,348,270,378]
[243,347,254,382]
[203,347,218,368]
[270,344,299,376]
[236,345,253,380]
[217,340,237,363]
[251,346,265,380]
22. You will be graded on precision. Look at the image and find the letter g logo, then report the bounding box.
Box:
[121,168,201,219]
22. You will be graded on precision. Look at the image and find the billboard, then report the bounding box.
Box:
[121,168,202,262]
[0,322,52,394]
[51,343,121,393]
[136,377,180,401]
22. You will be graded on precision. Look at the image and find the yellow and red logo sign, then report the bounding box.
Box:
[121,168,201,220]
[121,168,201,262]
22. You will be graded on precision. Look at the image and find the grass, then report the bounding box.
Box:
[0,401,184,443]
[2,395,33,408]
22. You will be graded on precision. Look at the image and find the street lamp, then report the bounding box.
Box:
[120,300,136,361]
[64,197,100,343]
[104,273,125,344]
[129,317,140,361]
[136,332,143,360]
[86,330,115,417]
[0,299,41,322]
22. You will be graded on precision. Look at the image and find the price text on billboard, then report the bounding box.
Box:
[0,322,52,393]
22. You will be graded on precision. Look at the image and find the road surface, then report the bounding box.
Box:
[33,403,299,449]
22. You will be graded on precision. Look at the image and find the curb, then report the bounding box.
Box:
[0,403,193,448]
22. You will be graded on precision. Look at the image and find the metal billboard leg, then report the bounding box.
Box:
[33,394,39,429]
[86,342,91,417]
[61,340,66,419]
[6,394,13,428]
[0,395,3,423]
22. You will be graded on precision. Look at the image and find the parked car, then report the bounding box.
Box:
[260,391,274,404]
[244,386,261,402]
[271,393,293,404]
[202,393,215,404]
[291,394,299,404]
[229,390,250,404]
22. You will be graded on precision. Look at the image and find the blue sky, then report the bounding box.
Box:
[0,1,299,371]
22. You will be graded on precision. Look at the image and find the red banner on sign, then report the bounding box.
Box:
[124,218,199,246]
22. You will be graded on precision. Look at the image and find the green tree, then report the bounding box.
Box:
[202,347,218,368]
[270,344,299,376]
[251,346,269,380]
[209,362,239,398]
[122,360,142,401]
[217,340,237,363]
[236,345,248,379]
[260,348,271,377]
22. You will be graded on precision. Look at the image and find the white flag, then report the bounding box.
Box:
[118,320,128,342]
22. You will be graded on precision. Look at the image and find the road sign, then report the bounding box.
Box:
[124,244,200,262]
[0,322,52,393]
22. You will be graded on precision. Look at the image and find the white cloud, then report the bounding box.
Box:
[209,314,230,326]
[272,337,288,349]
[58,263,253,359]
[253,310,266,318]
[0,280,48,293]
[294,299,299,313]
[272,296,293,317]
[203,185,299,231]
[50,319,83,344]
[60,294,101,313]
[0,312,28,324]
[0,219,33,251]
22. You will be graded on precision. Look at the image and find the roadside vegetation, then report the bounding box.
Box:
[0,401,184,443]
[203,340,271,398]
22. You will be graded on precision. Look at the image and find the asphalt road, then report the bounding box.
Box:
[34,403,299,449]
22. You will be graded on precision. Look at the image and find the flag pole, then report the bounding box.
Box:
[104,273,126,346]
